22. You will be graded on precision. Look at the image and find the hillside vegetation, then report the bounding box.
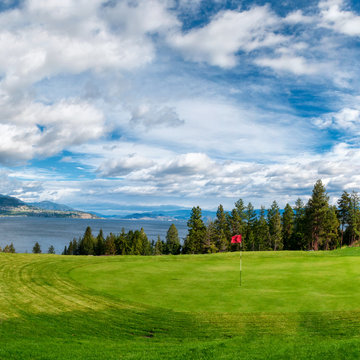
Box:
[0,249,360,359]
[0,194,97,218]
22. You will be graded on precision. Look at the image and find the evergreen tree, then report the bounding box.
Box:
[131,230,143,255]
[256,206,270,250]
[215,204,230,250]
[114,228,128,255]
[8,243,15,253]
[72,238,79,255]
[140,228,151,255]
[62,246,67,255]
[47,245,55,254]
[183,206,206,254]
[337,191,350,247]
[166,224,181,255]
[282,203,294,250]
[346,191,360,245]
[32,242,41,254]
[79,226,95,255]
[293,198,306,250]
[154,235,163,255]
[67,239,74,255]
[235,198,247,221]
[204,220,218,253]
[217,229,228,252]
[323,205,340,250]
[245,202,257,251]
[3,244,15,253]
[305,180,330,250]
[229,208,242,236]
[267,201,283,250]
[105,233,116,255]
[95,229,105,255]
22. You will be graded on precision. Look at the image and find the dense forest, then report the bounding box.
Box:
[62,180,360,256]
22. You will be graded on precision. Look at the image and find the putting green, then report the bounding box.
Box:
[70,250,360,313]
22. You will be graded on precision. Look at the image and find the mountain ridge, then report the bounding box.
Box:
[0,194,98,219]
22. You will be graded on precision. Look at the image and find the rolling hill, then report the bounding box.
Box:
[0,194,98,219]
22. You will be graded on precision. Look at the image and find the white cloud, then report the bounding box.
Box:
[103,0,179,36]
[313,107,360,132]
[153,153,217,177]
[284,10,315,24]
[254,55,320,75]
[0,170,43,196]
[129,103,185,128]
[0,0,179,93]
[168,6,284,68]
[0,98,104,163]
[319,0,360,36]
[98,154,154,177]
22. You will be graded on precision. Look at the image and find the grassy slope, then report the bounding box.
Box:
[0,249,360,359]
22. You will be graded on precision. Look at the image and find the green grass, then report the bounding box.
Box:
[1,248,360,359]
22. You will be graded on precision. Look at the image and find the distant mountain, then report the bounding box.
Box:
[29,201,74,212]
[0,194,26,207]
[122,209,217,221]
[0,194,98,219]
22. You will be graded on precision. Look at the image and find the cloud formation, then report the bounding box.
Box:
[169,5,283,68]
[1,0,360,212]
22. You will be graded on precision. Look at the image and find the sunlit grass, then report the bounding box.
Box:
[1,248,360,359]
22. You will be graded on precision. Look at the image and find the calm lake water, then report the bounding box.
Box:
[0,217,188,254]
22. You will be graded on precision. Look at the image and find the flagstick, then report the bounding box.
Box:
[240,242,242,286]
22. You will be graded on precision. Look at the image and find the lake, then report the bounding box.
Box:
[0,217,188,254]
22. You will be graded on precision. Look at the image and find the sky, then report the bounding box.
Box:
[1,0,360,215]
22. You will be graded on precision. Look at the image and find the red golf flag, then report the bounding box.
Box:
[231,234,242,244]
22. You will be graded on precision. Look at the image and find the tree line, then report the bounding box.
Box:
[182,179,359,253]
[0,243,15,253]
[62,224,181,256]
[62,180,360,256]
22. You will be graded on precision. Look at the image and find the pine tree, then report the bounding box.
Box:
[256,206,270,251]
[323,205,340,250]
[267,201,283,250]
[217,229,228,252]
[131,231,143,255]
[105,233,116,255]
[8,243,15,253]
[229,208,242,236]
[95,229,105,255]
[140,228,151,255]
[305,180,330,250]
[245,202,257,251]
[67,240,74,255]
[204,220,218,253]
[215,204,230,250]
[346,191,360,245]
[32,242,42,254]
[115,228,128,255]
[3,244,15,253]
[337,191,350,247]
[282,203,294,250]
[293,198,306,250]
[154,235,163,255]
[72,238,79,255]
[183,206,206,254]
[79,226,95,255]
[166,224,181,255]
[47,245,55,254]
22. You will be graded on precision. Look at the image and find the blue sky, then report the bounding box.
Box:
[1,0,360,214]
